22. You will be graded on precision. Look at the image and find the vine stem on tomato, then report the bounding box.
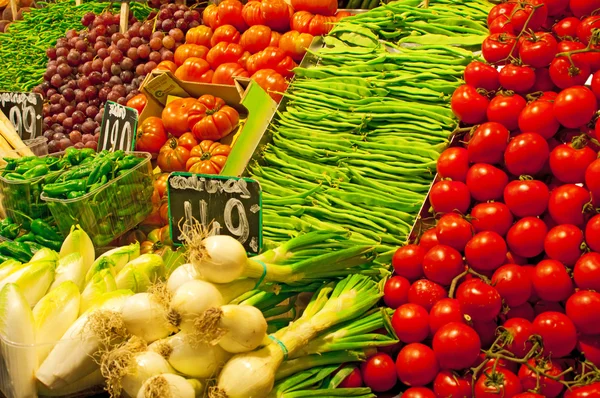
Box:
[555,29,600,71]
[447,267,491,298]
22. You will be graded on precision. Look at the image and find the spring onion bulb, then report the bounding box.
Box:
[0,259,56,307]
[60,225,95,276]
[49,252,85,292]
[86,242,140,283]
[0,259,25,282]
[36,369,104,397]
[33,281,80,363]
[121,289,176,343]
[169,279,223,333]
[195,305,267,353]
[80,268,117,315]
[115,254,165,293]
[0,284,37,398]
[137,374,203,398]
[150,332,230,379]
[100,336,175,398]
[166,263,200,293]
[212,275,382,398]
[36,294,131,390]
[189,235,248,284]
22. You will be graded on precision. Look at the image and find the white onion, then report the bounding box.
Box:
[192,235,247,284]
[137,373,202,398]
[170,280,223,333]
[167,264,200,293]
[122,293,175,343]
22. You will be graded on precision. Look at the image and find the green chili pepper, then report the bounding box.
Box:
[0,241,32,263]
[21,241,43,254]
[22,164,49,179]
[108,150,125,161]
[59,164,95,182]
[4,173,25,180]
[1,224,20,240]
[87,159,113,186]
[31,219,63,241]
[64,147,82,165]
[67,191,86,199]
[116,156,142,171]
[43,179,87,198]
[15,232,36,243]
[33,235,62,251]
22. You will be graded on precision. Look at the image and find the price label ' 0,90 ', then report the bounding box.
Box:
[98,101,139,152]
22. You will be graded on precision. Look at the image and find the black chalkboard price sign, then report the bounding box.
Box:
[0,92,43,140]
[167,173,263,254]
[98,100,138,152]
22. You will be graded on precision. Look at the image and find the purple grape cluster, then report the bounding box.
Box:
[34,3,201,153]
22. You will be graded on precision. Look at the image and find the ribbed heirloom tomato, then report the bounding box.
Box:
[206,42,244,69]
[279,31,314,62]
[187,95,240,141]
[185,25,213,47]
[174,57,213,83]
[291,0,337,16]
[162,97,204,137]
[251,69,288,102]
[212,63,249,85]
[217,0,247,32]
[240,25,279,54]
[135,116,167,153]
[210,25,241,47]
[247,46,296,78]
[126,93,147,115]
[157,137,190,172]
[185,140,231,175]
[291,11,336,36]
[242,0,292,32]
[174,44,209,66]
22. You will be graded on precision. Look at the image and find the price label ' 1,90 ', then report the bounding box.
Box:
[98,101,139,152]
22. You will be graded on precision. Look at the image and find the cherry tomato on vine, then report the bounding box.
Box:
[360,353,397,392]
[585,159,600,201]
[544,224,584,266]
[492,265,532,307]
[533,311,577,358]
[408,279,448,312]
[436,147,469,182]
[470,202,514,237]
[466,163,508,202]
[433,370,472,398]
[565,383,600,398]
[429,298,464,336]
[548,184,592,226]
[489,15,515,34]
[578,335,600,367]
[402,387,436,398]
[464,61,500,91]
[574,253,600,290]
[566,290,600,334]
[504,132,549,176]
[392,303,430,343]
[419,229,439,254]
[432,322,481,370]
[392,244,425,281]
[592,71,600,101]
[468,122,510,164]
[429,180,471,215]
[435,213,473,252]
[549,56,591,89]
[518,100,560,139]
[499,64,536,93]
[585,214,600,253]
[518,358,564,397]
[383,275,410,309]
[474,368,523,398]
[337,367,363,388]
[502,317,534,358]
[554,86,598,128]
[519,32,558,68]
[577,16,600,44]
[503,179,549,218]
[486,93,526,131]
[506,217,548,258]
[465,231,507,273]
[487,3,515,26]
[481,33,518,64]
[511,0,548,31]
[569,0,600,18]
[553,16,581,37]
[456,279,502,322]
[533,259,574,302]
[550,141,597,184]
[423,244,465,286]
[450,85,489,124]
[395,343,439,387]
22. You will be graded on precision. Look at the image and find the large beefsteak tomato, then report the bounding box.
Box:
[202,5,222,30]
[155,60,178,73]
[157,137,191,172]
[217,0,247,32]
[185,26,213,47]
[242,0,292,32]
[213,63,250,85]
[251,69,288,102]
[246,46,296,78]
[162,97,204,137]
[136,116,167,153]
[126,93,147,115]
[188,97,240,141]
[279,30,314,62]
[206,42,245,69]
[210,24,241,47]
[291,11,336,36]
[186,140,232,175]
[174,57,213,83]
[174,44,209,66]
[240,25,279,54]
[291,0,337,16]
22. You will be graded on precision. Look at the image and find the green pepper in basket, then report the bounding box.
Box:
[4,173,25,180]
[0,224,21,240]
[107,150,126,161]
[87,159,113,186]
[64,147,82,165]
[43,179,87,199]
[80,148,96,161]
[0,241,32,262]
[67,191,86,199]
[31,219,63,242]
[22,164,49,179]
[33,235,62,251]
[89,175,108,193]
[59,164,95,182]
[16,232,36,243]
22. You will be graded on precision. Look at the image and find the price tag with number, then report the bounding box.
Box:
[0,92,43,140]
[98,100,138,152]
[167,173,263,254]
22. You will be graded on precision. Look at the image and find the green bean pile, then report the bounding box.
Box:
[249,0,492,263]
[0,0,152,92]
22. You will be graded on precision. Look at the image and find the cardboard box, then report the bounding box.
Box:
[139,70,278,177]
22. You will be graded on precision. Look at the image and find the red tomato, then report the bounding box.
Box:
[174,44,210,66]
[503,132,549,177]
[554,86,598,128]
[206,42,244,69]
[574,252,600,290]
[464,61,500,91]
[360,353,397,392]
[487,3,515,26]
[212,63,249,85]
[157,137,190,172]
[429,298,464,336]
[278,30,313,62]
[162,97,203,137]
[436,147,469,182]
[422,245,465,286]
[566,290,600,334]
[247,46,296,78]
[549,56,591,89]
[250,69,288,102]
[511,0,548,31]
[466,163,508,202]
[337,367,363,388]
[383,275,410,309]
[499,64,536,94]
[202,5,221,30]
[433,370,472,398]
[240,25,275,54]
[290,0,337,16]
[435,213,474,252]
[408,279,448,312]
[290,11,336,36]
[577,16,600,44]
[186,26,213,47]
[531,67,557,92]
[392,303,430,343]
[503,180,549,218]
[492,265,532,307]
[592,71,600,101]
[465,231,507,273]
[395,343,439,387]
[467,122,510,164]
[533,311,577,357]
[548,184,592,226]
[489,15,515,34]
[570,0,600,18]
[550,142,597,184]
[456,279,502,322]
[553,16,581,37]
[419,228,439,254]
[586,158,600,200]
[242,0,292,32]
[474,368,523,397]
[486,93,526,131]
[578,334,600,367]
[126,93,147,115]
[518,100,560,139]
[136,116,168,153]
[506,217,548,258]
[392,244,425,281]
[429,180,471,215]
[210,25,240,47]
[585,214,600,252]
[217,0,247,32]
[174,57,213,83]
[482,33,518,64]
[403,387,436,398]
[533,259,574,302]
[450,85,489,124]
[432,322,480,370]
[503,318,534,358]
[470,202,513,237]
[519,32,558,68]
[544,224,584,266]
[518,358,564,397]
